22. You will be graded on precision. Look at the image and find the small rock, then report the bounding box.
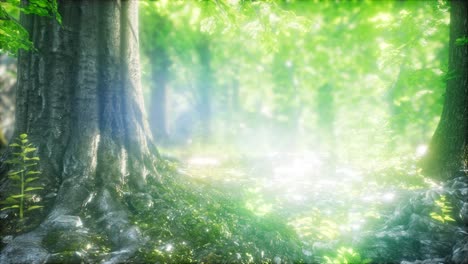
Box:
[2,235,13,244]
[459,202,468,225]
[47,215,83,230]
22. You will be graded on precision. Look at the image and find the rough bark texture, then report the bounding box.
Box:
[0,1,158,263]
[422,0,468,181]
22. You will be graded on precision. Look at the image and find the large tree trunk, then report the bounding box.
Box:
[0,1,159,263]
[421,0,468,181]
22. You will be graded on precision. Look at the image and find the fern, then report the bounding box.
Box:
[430,195,455,223]
[1,133,43,219]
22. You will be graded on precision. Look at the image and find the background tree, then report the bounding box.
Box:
[140,7,172,144]
[0,1,158,263]
[421,0,468,180]
[195,35,213,142]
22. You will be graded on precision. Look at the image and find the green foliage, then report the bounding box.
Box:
[129,161,306,263]
[1,134,43,219]
[455,36,468,46]
[429,195,455,223]
[139,0,449,169]
[324,247,371,264]
[0,0,61,55]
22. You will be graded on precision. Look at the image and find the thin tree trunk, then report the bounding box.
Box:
[196,37,212,141]
[149,49,170,144]
[421,0,468,180]
[0,1,158,263]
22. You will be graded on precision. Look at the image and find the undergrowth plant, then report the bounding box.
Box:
[324,247,371,264]
[430,195,455,223]
[1,133,43,219]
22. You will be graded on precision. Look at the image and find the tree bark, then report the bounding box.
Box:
[0,1,159,263]
[421,0,468,180]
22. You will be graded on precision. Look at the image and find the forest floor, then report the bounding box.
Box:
[153,145,462,263]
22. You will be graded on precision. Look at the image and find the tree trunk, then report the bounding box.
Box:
[316,83,336,176]
[196,37,212,142]
[149,48,170,144]
[0,1,159,263]
[421,0,468,180]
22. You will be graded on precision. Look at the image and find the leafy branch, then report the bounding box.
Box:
[0,0,61,55]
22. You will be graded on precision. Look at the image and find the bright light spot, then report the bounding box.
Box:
[165,244,173,252]
[336,167,362,180]
[285,60,293,68]
[86,243,92,250]
[382,192,395,202]
[120,148,128,178]
[362,195,375,202]
[302,249,312,256]
[269,13,279,24]
[416,144,428,157]
[399,9,410,16]
[378,41,391,50]
[370,13,393,23]
[261,105,272,117]
[292,194,305,201]
[187,157,220,166]
[75,218,83,228]
[433,68,443,75]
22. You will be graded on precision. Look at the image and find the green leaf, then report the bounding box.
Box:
[10,194,25,199]
[8,170,23,176]
[8,175,21,181]
[24,147,37,153]
[21,139,28,144]
[24,187,43,192]
[27,205,44,211]
[444,216,455,222]
[9,143,20,147]
[19,134,27,139]
[25,177,40,183]
[24,157,40,161]
[0,197,18,204]
[430,213,444,222]
[455,36,468,46]
[26,171,40,176]
[1,205,20,210]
